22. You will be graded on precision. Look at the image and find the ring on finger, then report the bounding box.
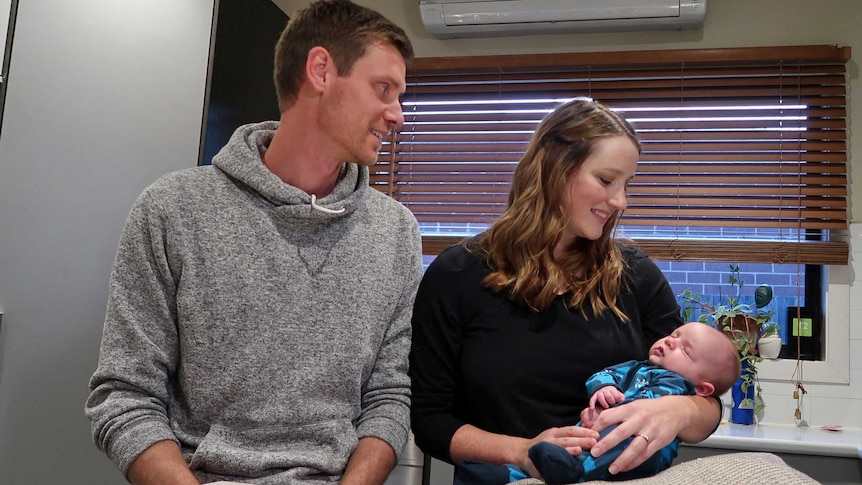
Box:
[635,434,650,443]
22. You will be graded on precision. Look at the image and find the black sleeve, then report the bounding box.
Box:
[409,245,472,463]
[624,245,683,348]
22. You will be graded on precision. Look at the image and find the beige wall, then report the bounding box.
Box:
[273,0,862,427]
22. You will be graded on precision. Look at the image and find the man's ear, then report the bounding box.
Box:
[306,46,334,93]
[695,381,715,397]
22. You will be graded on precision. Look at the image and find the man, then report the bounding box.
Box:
[85,1,421,484]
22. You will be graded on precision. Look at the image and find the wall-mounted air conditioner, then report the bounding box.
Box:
[419,0,707,39]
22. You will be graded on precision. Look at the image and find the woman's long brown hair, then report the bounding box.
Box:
[476,99,640,320]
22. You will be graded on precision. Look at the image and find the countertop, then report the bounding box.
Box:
[685,422,862,459]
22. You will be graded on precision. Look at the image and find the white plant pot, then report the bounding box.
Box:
[758,335,782,359]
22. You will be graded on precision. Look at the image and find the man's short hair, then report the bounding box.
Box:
[273,0,414,111]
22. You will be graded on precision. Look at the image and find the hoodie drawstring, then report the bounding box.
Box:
[310,194,346,214]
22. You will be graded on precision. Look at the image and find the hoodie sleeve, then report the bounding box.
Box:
[84,187,182,475]
[354,210,423,458]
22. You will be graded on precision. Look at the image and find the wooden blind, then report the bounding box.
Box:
[372,45,850,264]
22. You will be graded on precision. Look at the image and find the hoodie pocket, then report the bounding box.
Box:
[189,419,358,479]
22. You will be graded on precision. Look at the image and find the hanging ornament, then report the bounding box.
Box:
[754,284,773,308]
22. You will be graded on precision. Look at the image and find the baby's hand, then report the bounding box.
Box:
[589,386,625,410]
[580,406,603,428]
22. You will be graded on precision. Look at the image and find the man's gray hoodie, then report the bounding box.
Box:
[85,122,423,484]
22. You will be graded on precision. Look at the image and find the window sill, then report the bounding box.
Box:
[683,422,862,459]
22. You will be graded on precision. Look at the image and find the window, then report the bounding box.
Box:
[374,45,848,265]
[372,45,850,367]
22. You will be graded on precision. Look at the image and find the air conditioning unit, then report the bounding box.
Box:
[419,0,707,39]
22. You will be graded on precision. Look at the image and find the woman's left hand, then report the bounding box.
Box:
[585,396,703,475]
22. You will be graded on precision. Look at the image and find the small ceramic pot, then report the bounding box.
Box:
[758,334,782,359]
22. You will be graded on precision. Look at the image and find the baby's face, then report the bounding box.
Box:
[648,322,716,383]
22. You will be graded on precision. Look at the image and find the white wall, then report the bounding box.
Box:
[276,0,862,427]
[0,0,214,483]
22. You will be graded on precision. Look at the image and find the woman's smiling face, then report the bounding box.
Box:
[559,135,638,244]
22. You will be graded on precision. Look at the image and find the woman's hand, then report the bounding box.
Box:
[586,395,718,475]
[516,426,599,477]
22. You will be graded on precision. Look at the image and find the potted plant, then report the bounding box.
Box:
[679,265,777,424]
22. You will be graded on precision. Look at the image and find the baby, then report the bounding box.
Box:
[458,322,741,485]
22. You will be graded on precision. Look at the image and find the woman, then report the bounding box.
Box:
[409,98,721,482]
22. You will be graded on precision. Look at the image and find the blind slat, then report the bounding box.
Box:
[377,45,850,264]
[419,236,849,266]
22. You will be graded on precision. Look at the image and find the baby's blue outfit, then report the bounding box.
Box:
[456,360,696,485]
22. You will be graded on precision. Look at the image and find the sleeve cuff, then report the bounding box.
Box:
[356,416,409,460]
[107,419,179,475]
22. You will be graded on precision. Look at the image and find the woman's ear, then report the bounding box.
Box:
[695,381,715,397]
[306,46,333,93]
